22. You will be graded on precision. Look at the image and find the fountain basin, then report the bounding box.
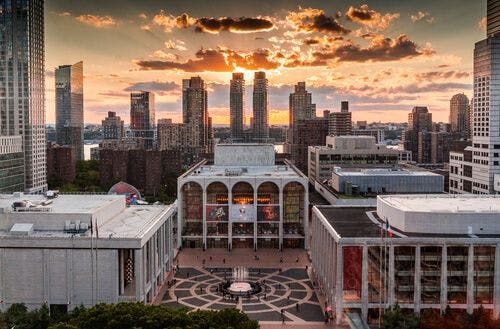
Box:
[228,282,252,294]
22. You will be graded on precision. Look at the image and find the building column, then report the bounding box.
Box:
[119,250,125,295]
[0,248,4,311]
[177,185,183,249]
[134,248,143,302]
[150,237,156,299]
[467,244,474,314]
[493,244,500,319]
[388,245,395,307]
[254,184,258,250]
[303,186,309,249]
[279,186,284,251]
[335,243,343,325]
[361,245,369,322]
[202,188,207,250]
[414,246,421,314]
[440,244,447,312]
[228,189,232,251]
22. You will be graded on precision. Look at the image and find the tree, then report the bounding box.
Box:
[381,305,420,329]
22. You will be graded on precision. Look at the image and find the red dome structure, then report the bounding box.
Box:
[108,181,142,199]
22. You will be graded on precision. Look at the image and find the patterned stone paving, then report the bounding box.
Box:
[162,267,325,324]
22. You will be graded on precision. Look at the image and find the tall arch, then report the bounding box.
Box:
[231,182,254,204]
[257,181,279,204]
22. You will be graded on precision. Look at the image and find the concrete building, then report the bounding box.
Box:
[102,111,124,140]
[182,77,212,152]
[46,142,76,184]
[404,107,433,164]
[450,93,470,138]
[330,167,444,195]
[308,136,410,183]
[230,73,245,142]
[55,61,84,161]
[353,128,385,144]
[178,144,308,250]
[130,91,155,149]
[292,118,329,173]
[328,101,352,136]
[0,193,177,310]
[0,0,47,193]
[252,72,269,142]
[311,194,500,325]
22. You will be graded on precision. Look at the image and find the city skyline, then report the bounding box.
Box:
[44,0,485,125]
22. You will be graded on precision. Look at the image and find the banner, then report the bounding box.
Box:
[257,205,280,221]
[230,204,256,222]
[206,205,228,221]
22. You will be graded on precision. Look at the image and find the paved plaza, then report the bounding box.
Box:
[157,249,346,327]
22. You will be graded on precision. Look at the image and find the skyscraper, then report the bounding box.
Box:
[182,76,211,151]
[252,71,269,142]
[408,106,433,132]
[0,0,46,193]
[488,0,500,37]
[449,93,470,137]
[404,106,433,164]
[130,91,155,149]
[55,61,84,161]
[230,73,245,141]
[287,82,316,165]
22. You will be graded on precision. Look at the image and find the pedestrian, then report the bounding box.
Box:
[210,256,212,261]
[296,256,299,263]
[202,258,206,265]
[282,314,285,324]
[176,295,179,301]
[305,265,308,271]
[223,258,226,264]
[280,256,283,263]
[264,293,266,300]
[287,296,290,303]
[187,272,190,278]
[296,303,299,312]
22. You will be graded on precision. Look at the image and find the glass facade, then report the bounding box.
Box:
[474,246,495,304]
[447,246,468,304]
[368,246,389,303]
[421,246,442,304]
[394,246,415,304]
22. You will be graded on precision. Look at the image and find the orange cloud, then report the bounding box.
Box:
[410,11,434,23]
[75,14,117,28]
[479,16,487,30]
[286,7,350,35]
[346,4,400,30]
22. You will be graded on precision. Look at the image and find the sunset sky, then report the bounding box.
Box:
[45,0,486,125]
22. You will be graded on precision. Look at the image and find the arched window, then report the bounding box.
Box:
[231,182,254,204]
[206,182,228,204]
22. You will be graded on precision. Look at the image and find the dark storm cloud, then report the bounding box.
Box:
[135,47,279,72]
[313,34,433,63]
[346,5,375,21]
[195,17,274,33]
[124,81,180,95]
[288,8,350,35]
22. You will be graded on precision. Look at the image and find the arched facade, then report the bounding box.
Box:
[283,182,306,248]
[206,182,229,248]
[180,182,203,248]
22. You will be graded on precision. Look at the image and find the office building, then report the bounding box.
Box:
[311,194,500,325]
[102,111,124,140]
[287,82,317,169]
[308,136,410,183]
[0,193,176,310]
[330,167,444,195]
[182,77,211,152]
[404,107,433,164]
[252,72,269,142]
[230,73,245,141]
[55,61,84,161]
[130,91,155,149]
[328,101,352,136]
[178,144,308,250]
[450,93,470,138]
[0,0,46,193]
[293,118,329,173]
[353,128,385,144]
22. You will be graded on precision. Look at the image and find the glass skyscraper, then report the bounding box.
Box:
[55,61,84,161]
[0,0,46,193]
[230,73,245,142]
[252,71,269,142]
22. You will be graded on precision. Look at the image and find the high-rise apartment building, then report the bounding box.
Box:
[287,82,316,167]
[328,101,352,136]
[450,3,500,194]
[488,0,500,37]
[182,76,211,151]
[130,91,155,149]
[252,71,269,142]
[55,61,84,161]
[230,73,245,141]
[449,93,470,137]
[404,106,433,163]
[0,0,46,193]
[102,111,124,140]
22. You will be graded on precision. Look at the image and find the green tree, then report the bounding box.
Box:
[381,305,420,329]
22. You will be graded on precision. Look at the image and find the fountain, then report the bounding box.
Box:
[221,266,261,296]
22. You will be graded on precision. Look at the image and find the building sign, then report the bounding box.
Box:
[230,204,256,222]
[257,205,280,221]
[206,205,228,221]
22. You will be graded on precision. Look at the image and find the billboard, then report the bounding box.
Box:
[230,204,256,222]
[206,205,228,221]
[257,205,280,221]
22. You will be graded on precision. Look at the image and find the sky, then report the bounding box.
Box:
[45,0,486,125]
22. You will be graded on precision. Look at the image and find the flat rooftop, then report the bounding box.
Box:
[379,195,500,213]
[186,165,304,179]
[334,168,440,176]
[0,193,122,213]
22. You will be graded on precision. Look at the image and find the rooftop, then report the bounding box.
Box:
[333,168,440,177]
[379,194,500,213]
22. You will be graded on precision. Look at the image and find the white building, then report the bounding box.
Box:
[178,144,308,250]
[0,193,176,311]
[311,194,500,325]
[308,136,411,184]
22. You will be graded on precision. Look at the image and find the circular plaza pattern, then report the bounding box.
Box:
[162,267,325,324]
